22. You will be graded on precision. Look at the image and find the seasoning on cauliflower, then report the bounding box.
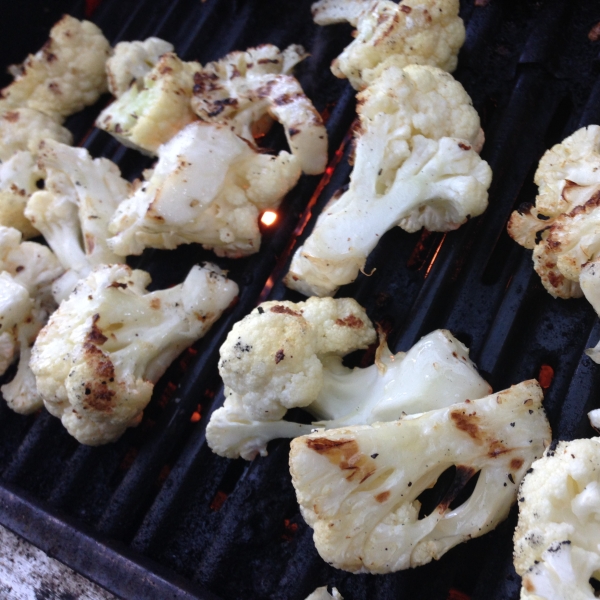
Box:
[30,263,238,445]
[0,107,72,162]
[513,438,600,600]
[106,37,174,97]
[312,0,465,90]
[507,125,600,299]
[0,151,44,239]
[107,121,301,259]
[305,586,343,600]
[96,52,200,155]
[25,139,132,302]
[290,380,550,574]
[206,295,491,460]
[0,16,110,120]
[285,64,491,297]
[0,226,63,413]
[190,44,328,175]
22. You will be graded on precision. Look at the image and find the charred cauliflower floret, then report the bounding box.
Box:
[107,121,300,258]
[96,52,200,155]
[25,139,132,301]
[30,263,238,445]
[0,16,110,120]
[514,438,600,600]
[507,126,600,299]
[106,37,174,97]
[290,380,550,574]
[0,226,63,413]
[285,64,490,297]
[312,0,465,90]
[206,294,491,460]
[0,107,72,162]
[190,44,328,175]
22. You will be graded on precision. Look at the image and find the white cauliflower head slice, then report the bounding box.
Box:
[576,261,600,363]
[0,225,63,413]
[0,107,72,162]
[30,263,238,445]
[0,150,44,239]
[0,16,110,120]
[207,296,490,460]
[513,438,600,600]
[305,586,343,600]
[96,52,200,155]
[107,121,301,258]
[508,126,600,251]
[290,380,550,574]
[106,37,174,97]
[285,64,490,297]
[25,139,132,302]
[190,44,328,175]
[312,0,465,90]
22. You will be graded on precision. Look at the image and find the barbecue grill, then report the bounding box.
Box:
[2,0,600,598]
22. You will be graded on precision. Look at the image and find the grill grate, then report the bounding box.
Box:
[1,1,600,598]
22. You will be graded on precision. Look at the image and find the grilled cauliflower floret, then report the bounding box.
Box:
[0,16,110,120]
[0,107,72,162]
[285,64,490,297]
[206,295,490,460]
[507,126,600,299]
[312,0,465,90]
[513,438,600,599]
[577,261,600,363]
[106,37,174,97]
[290,380,550,574]
[30,263,238,445]
[107,121,300,258]
[0,226,63,413]
[25,139,132,301]
[96,52,200,155]
[305,586,343,600]
[190,44,327,175]
[0,151,44,239]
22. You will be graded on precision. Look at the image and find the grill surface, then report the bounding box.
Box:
[2,1,600,598]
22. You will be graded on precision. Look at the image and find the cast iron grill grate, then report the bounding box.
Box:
[1,1,600,598]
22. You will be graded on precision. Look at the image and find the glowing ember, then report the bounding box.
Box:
[261,211,277,226]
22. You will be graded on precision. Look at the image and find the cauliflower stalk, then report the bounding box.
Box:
[30,263,238,445]
[305,587,343,600]
[0,226,63,413]
[25,139,132,302]
[513,438,600,600]
[0,15,110,120]
[285,64,491,297]
[290,380,550,573]
[312,0,465,90]
[190,44,328,175]
[96,52,200,155]
[107,121,300,258]
[507,125,600,299]
[206,296,491,460]
[106,37,175,97]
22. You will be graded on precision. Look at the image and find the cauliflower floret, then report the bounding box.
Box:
[96,52,200,155]
[507,126,600,299]
[285,64,490,297]
[312,0,465,90]
[0,16,110,120]
[107,121,300,258]
[106,37,174,97]
[0,225,63,413]
[190,44,327,175]
[290,380,550,574]
[305,586,343,600]
[513,438,600,599]
[0,150,44,239]
[207,295,491,460]
[0,107,72,161]
[25,139,132,301]
[30,263,238,445]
